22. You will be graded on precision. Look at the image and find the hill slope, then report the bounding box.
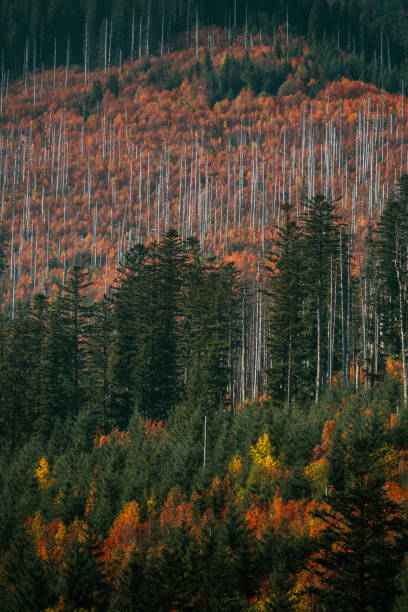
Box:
[0,29,408,304]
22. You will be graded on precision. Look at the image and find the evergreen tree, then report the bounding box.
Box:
[56,533,107,611]
[147,229,184,420]
[109,243,149,427]
[85,295,113,429]
[377,175,408,403]
[308,426,408,610]
[0,529,53,612]
[110,231,184,424]
[301,195,340,403]
[308,0,329,43]
[181,238,239,413]
[108,543,150,611]
[267,202,304,405]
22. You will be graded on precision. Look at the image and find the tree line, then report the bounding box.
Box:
[2,181,408,608]
[0,230,240,451]
[2,176,408,452]
[1,0,408,88]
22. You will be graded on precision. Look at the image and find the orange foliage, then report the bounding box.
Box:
[101,501,147,578]
[246,488,321,539]
[94,428,131,448]
[386,358,403,381]
[0,31,407,303]
[159,489,195,531]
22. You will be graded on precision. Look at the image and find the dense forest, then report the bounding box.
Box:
[2,1,408,610]
[2,180,408,609]
[1,0,408,80]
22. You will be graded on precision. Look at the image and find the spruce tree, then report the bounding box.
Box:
[377,175,408,403]
[85,295,113,429]
[267,201,304,405]
[109,243,149,427]
[301,195,341,403]
[56,534,107,611]
[308,427,408,610]
[0,529,53,612]
[181,238,239,413]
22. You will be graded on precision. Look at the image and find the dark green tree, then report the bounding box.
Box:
[307,427,408,611]
[181,238,239,413]
[85,295,113,429]
[267,201,304,405]
[0,529,53,612]
[377,175,408,403]
[301,195,340,403]
[56,534,107,611]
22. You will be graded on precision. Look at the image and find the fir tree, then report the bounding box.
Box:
[85,295,113,429]
[267,201,304,405]
[308,425,408,610]
[302,194,341,403]
[0,529,53,612]
[377,175,408,403]
[56,533,107,611]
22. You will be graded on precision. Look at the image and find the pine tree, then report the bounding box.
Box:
[56,533,107,611]
[108,544,150,611]
[85,295,113,429]
[38,266,91,434]
[302,195,341,403]
[147,229,185,420]
[307,425,408,610]
[109,243,149,427]
[61,265,92,414]
[0,529,53,612]
[110,231,184,425]
[377,175,408,403]
[267,202,304,405]
[181,238,239,413]
[308,0,329,43]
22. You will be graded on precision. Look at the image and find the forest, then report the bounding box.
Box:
[2,180,408,609]
[2,1,408,610]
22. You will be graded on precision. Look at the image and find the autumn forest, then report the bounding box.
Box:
[2,1,408,610]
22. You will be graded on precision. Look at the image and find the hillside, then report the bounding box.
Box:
[1,29,408,307]
[3,11,408,612]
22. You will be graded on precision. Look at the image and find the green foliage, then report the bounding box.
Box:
[56,534,107,610]
[308,422,408,610]
[106,73,120,97]
[0,529,53,612]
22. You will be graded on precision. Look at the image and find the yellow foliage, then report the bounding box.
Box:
[147,492,157,514]
[228,454,243,480]
[54,521,67,547]
[30,509,44,541]
[35,457,55,489]
[304,459,328,498]
[250,432,280,472]
[53,489,65,507]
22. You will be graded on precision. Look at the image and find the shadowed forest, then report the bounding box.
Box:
[2,1,408,611]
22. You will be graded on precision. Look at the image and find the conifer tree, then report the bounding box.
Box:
[56,534,107,611]
[377,175,408,403]
[308,425,408,610]
[267,202,304,405]
[302,195,340,403]
[85,295,113,429]
[109,243,149,427]
[61,265,93,414]
[181,238,239,413]
[0,529,52,612]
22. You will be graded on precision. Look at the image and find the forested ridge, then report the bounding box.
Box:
[3,1,408,610]
[1,0,408,80]
[3,181,408,609]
